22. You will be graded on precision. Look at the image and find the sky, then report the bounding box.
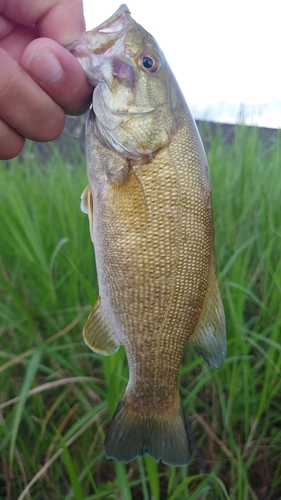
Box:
[82,0,281,129]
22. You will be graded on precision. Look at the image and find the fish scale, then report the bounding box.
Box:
[72,4,226,465]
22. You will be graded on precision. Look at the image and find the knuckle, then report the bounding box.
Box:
[0,69,17,100]
[35,106,65,141]
[0,50,66,144]
[0,122,25,160]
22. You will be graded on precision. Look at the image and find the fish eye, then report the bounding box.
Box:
[139,52,160,73]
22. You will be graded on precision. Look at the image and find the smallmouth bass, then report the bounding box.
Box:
[70,4,226,466]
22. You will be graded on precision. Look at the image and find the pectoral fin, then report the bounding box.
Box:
[80,185,94,241]
[188,269,226,368]
[83,297,121,355]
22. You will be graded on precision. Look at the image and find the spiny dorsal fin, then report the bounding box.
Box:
[83,297,121,355]
[188,268,226,368]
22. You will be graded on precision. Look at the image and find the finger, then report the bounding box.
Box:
[0,14,16,38]
[22,38,92,116]
[0,118,25,160]
[0,0,85,45]
[0,23,36,63]
[0,48,65,141]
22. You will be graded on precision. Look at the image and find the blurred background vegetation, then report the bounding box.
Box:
[0,118,281,499]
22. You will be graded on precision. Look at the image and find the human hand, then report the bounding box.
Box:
[0,0,92,159]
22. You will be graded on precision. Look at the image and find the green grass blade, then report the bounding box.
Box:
[144,455,160,500]
[9,348,42,469]
[115,462,132,500]
[58,433,84,500]
[138,458,150,500]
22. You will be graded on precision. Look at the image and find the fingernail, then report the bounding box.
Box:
[28,50,63,84]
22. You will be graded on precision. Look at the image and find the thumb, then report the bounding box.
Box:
[22,37,92,115]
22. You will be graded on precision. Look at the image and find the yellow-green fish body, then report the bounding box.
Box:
[72,4,226,466]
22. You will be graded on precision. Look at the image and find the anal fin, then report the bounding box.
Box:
[188,267,226,368]
[83,297,120,355]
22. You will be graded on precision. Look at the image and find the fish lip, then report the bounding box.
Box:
[84,5,132,56]
[94,83,155,117]
[93,4,131,34]
[115,105,156,115]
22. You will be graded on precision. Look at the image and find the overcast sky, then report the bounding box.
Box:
[82,0,281,128]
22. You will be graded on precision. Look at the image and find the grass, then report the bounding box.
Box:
[0,121,281,499]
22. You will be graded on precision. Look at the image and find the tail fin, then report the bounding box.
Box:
[103,393,189,466]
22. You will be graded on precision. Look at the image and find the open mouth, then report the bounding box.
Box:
[67,5,132,58]
[85,5,132,55]
[94,4,131,35]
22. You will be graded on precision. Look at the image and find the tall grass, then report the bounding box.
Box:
[0,122,280,499]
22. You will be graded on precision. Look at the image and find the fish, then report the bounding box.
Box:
[70,4,226,466]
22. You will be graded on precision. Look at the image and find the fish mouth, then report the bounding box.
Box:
[67,4,132,57]
[85,4,132,55]
[93,4,131,35]
[93,83,155,128]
